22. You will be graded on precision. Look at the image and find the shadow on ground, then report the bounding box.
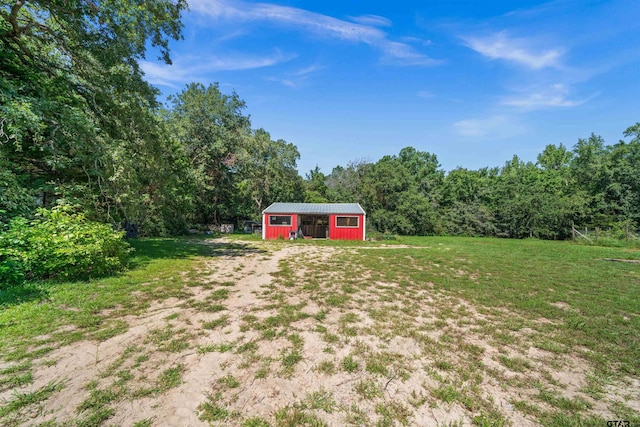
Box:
[0,237,266,310]
[127,236,267,270]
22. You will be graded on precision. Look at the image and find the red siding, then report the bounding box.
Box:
[329,214,364,240]
[263,212,365,240]
[264,214,298,239]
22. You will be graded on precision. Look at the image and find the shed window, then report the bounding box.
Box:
[336,216,359,228]
[269,215,292,226]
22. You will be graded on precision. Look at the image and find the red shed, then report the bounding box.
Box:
[262,203,366,241]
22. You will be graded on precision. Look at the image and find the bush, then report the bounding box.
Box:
[0,205,131,286]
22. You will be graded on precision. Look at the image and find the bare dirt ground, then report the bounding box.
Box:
[9,238,639,426]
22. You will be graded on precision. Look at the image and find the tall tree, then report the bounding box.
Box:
[325,159,370,203]
[304,166,328,203]
[0,0,186,228]
[168,83,251,225]
[605,123,640,226]
[237,128,303,218]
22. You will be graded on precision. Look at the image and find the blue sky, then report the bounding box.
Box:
[141,0,640,175]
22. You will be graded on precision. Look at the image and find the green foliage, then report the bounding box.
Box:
[1,0,638,240]
[0,205,131,285]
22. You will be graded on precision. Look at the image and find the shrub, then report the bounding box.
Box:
[0,205,131,286]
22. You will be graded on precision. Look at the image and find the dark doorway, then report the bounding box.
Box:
[299,215,329,238]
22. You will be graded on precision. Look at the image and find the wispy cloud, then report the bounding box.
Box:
[347,14,392,27]
[463,31,563,69]
[453,115,526,139]
[189,0,439,66]
[502,83,587,110]
[381,41,442,66]
[266,63,324,88]
[141,51,295,87]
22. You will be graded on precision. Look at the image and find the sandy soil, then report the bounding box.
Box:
[6,237,638,426]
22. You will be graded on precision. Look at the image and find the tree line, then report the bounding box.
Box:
[1,1,638,239]
[311,127,640,239]
[1,1,301,235]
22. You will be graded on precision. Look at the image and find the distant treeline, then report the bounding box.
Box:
[1,2,638,239]
[310,129,639,239]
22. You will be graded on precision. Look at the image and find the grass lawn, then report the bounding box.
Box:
[0,235,638,426]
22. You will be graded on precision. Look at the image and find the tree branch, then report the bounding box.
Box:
[8,0,25,37]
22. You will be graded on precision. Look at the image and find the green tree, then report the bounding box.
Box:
[237,128,304,218]
[0,0,186,231]
[604,123,640,226]
[360,147,443,235]
[441,167,498,236]
[325,159,370,203]
[304,166,328,203]
[168,83,251,225]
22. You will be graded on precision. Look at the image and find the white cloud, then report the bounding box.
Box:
[266,63,323,88]
[464,31,563,69]
[189,0,438,66]
[381,41,442,66]
[140,51,295,87]
[347,14,392,27]
[402,36,432,46]
[453,115,525,139]
[502,83,587,110]
[189,0,384,43]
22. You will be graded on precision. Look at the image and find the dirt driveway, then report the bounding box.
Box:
[9,238,638,426]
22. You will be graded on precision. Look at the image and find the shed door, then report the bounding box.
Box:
[299,215,329,238]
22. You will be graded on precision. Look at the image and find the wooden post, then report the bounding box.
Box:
[572,222,575,241]
[596,227,599,243]
[626,223,630,244]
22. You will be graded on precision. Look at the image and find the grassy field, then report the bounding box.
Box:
[0,235,638,426]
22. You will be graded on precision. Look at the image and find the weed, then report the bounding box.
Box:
[354,379,382,399]
[0,363,33,390]
[472,410,508,427]
[498,355,531,373]
[92,319,129,341]
[219,374,240,389]
[202,315,230,330]
[287,333,304,348]
[209,289,230,301]
[435,360,454,371]
[198,393,235,422]
[375,400,412,426]
[157,364,185,391]
[302,388,336,413]
[342,355,359,373]
[242,416,271,427]
[77,387,119,412]
[273,405,326,426]
[316,360,336,375]
[146,326,192,352]
[75,407,116,427]
[281,349,302,371]
[432,384,460,404]
[0,381,64,418]
[322,332,339,344]
[237,340,259,354]
[365,357,388,376]
[133,418,154,427]
[198,342,234,354]
[345,404,369,425]
[255,368,269,379]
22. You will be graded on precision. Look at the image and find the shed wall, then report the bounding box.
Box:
[262,212,365,240]
[329,214,365,240]
[264,214,298,240]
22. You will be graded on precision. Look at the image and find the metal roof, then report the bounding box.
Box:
[262,203,365,215]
